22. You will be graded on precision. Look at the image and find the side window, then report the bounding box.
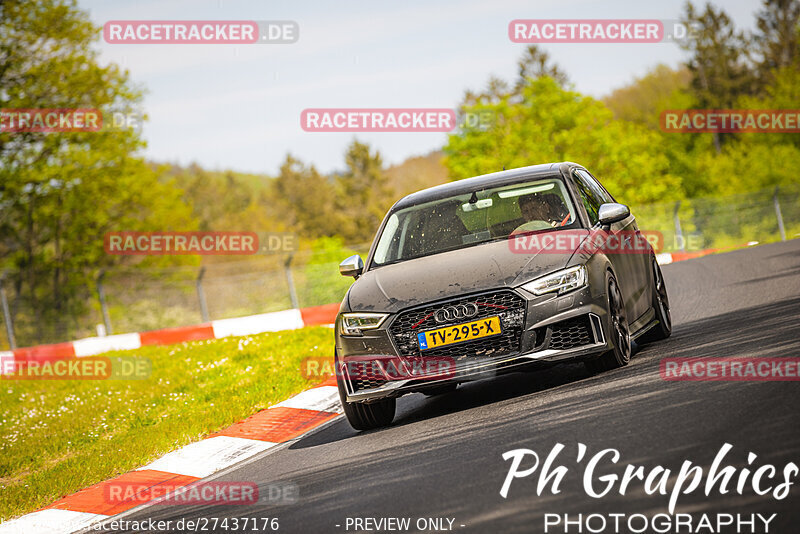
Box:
[577,169,614,203]
[572,170,603,225]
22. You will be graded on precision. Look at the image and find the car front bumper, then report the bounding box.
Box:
[336,285,612,403]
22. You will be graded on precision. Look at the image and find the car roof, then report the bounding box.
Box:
[391,161,584,211]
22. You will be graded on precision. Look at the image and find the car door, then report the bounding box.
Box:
[575,169,651,322]
[570,169,643,322]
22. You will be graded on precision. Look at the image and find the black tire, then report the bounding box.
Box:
[585,275,631,374]
[336,371,396,431]
[638,256,672,343]
[422,383,458,397]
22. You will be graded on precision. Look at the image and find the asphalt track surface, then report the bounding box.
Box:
[99,240,800,534]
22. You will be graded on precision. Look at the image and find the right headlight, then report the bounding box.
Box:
[521,265,587,296]
[339,313,388,336]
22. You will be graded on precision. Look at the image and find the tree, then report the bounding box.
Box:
[334,141,394,243]
[444,76,683,206]
[604,64,693,130]
[0,0,195,344]
[385,151,448,197]
[680,2,756,151]
[753,0,800,80]
[461,46,567,107]
[602,64,708,197]
[167,164,256,231]
[271,154,338,239]
[515,45,569,93]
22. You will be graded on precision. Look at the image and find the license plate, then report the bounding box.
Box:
[417,316,502,351]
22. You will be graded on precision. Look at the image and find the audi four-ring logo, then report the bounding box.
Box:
[434,303,479,323]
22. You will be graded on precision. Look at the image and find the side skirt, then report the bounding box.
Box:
[629,307,657,341]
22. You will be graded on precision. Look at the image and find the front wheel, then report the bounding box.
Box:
[585,275,631,374]
[336,370,396,431]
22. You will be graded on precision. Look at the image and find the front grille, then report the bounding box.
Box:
[388,290,526,360]
[548,315,594,350]
[352,377,388,392]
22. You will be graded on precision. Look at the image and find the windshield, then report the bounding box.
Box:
[372,177,579,266]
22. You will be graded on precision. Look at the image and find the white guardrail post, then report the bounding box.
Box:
[773,186,787,242]
[196,266,210,322]
[673,200,685,252]
[0,271,16,349]
[285,253,299,309]
[97,270,112,336]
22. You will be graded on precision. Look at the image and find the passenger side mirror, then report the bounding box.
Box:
[598,203,631,226]
[339,255,364,279]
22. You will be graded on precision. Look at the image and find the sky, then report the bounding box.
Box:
[80,0,761,176]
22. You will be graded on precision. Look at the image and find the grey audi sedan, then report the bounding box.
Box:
[335,162,671,430]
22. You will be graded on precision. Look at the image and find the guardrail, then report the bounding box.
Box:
[1,184,798,350]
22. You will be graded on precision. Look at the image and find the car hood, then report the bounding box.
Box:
[347,232,588,313]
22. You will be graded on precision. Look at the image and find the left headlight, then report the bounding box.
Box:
[521,265,587,296]
[339,313,389,336]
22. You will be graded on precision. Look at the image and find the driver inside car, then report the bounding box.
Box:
[512,192,572,235]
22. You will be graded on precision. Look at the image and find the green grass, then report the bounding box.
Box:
[0,327,336,522]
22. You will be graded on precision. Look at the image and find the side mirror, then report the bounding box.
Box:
[339,255,364,279]
[598,203,631,226]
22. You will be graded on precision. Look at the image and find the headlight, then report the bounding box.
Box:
[339,313,389,336]
[522,265,586,296]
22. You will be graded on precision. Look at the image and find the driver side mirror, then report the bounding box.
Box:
[598,203,631,226]
[339,255,364,279]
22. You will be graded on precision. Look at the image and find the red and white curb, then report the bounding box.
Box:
[655,242,755,265]
[0,378,342,534]
[0,303,340,375]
